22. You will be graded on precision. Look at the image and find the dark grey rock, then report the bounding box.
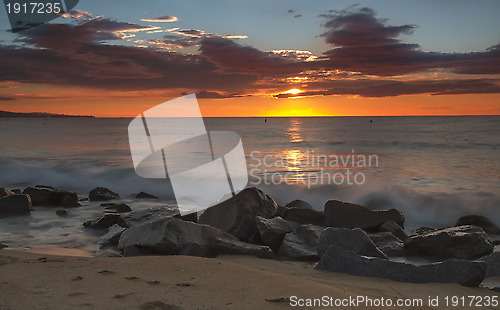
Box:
[282,208,328,226]
[316,245,487,287]
[255,216,300,249]
[0,187,14,198]
[413,227,438,235]
[55,209,68,217]
[102,203,132,213]
[118,217,272,258]
[284,200,313,209]
[123,245,153,257]
[0,243,7,249]
[119,206,179,227]
[324,200,404,231]
[404,225,494,260]
[23,186,78,206]
[278,224,325,260]
[477,252,500,278]
[179,242,207,257]
[198,187,278,242]
[317,227,387,259]
[369,232,407,257]
[0,194,32,215]
[135,192,159,199]
[380,221,408,240]
[83,211,123,229]
[59,196,81,208]
[88,187,120,201]
[99,224,126,248]
[456,215,500,235]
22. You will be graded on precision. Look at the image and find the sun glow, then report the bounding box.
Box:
[282,88,303,95]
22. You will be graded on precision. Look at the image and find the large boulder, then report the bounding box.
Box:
[88,187,120,201]
[118,206,195,228]
[0,194,32,215]
[284,200,313,209]
[456,215,500,235]
[102,203,132,213]
[118,217,272,258]
[99,224,126,248]
[369,232,407,257]
[404,225,493,260]
[380,221,408,240]
[255,216,300,249]
[278,224,325,260]
[317,228,387,259]
[282,208,328,226]
[0,187,15,198]
[23,186,78,206]
[316,245,487,287]
[59,196,81,208]
[477,252,500,278]
[135,191,159,199]
[324,200,404,231]
[198,188,278,241]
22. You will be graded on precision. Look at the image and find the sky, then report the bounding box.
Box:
[0,0,499,117]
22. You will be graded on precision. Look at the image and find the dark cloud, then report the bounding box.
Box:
[287,10,295,14]
[294,14,302,18]
[182,90,245,99]
[273,78,500,98]
[321,7,500,76]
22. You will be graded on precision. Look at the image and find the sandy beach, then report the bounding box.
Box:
[0,249,498,310]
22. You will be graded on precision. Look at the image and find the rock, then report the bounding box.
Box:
[324,200,404,231]
[278,224,325,260]
[369,232,407,257]
[55,209,68,217]
[255,216,300,249]
[118,217,272,258]
[404,225,493,260]
[380,221,408,240]
[316,245,487,287]
[83,211,123,229]
[88,187,120,201]
[413,227,438,235]
[282,208,328,226]
[0,187,14,198]
[99,224,126,248]
[23,186,78,206]
[198,187,278,242]
[456,215,500,235]
[59,196,81,208]
[0,243,7,249]
[0,194,32,215]
[135,192,159,199]
[477,252,500,278]
[123,245,153,257]
[11,189,22,194]
[119,206,179,227]
[284,200,313,209]
[317,227,387,259]
[102,203,132,213]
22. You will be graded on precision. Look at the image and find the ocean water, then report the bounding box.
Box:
[0,116,499,253]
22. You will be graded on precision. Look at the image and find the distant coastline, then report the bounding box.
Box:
[0,110,95,118]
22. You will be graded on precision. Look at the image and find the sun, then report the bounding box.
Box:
[282,88,303,95]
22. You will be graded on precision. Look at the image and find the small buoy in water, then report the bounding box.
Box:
[370,119,373,123]
[265,118,267,123]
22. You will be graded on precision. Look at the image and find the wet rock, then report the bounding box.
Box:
[55,209,68,217]
[119,206,179,227]
[278,224,325,260]
[317,227,387,259]
[404,225,493,260]
[99,224,126,248]
[456,215,500,235]
[477,252,500,278]
[59,196,81,208]
[118,217,272,258]
[284,200,313,209]
[369,232,407,257]
[23,186,78,206]
[83,211,123,229]
[102,203,132,213]
[380,221,408,241]
[324,200,404,231]
[199,187,278,242]
[413,227,438,235]
[0,187,14,198]
[282,208,328,226]
[255,216,300,249]
[135,192,159,199]
[0,194,32,215]
[316,245,487,287]
[89,187,120,201]
[179,242,206,257]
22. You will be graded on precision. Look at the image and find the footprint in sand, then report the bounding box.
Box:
[139,301,182,310]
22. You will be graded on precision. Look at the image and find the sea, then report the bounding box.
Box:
[0,116,499,255]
